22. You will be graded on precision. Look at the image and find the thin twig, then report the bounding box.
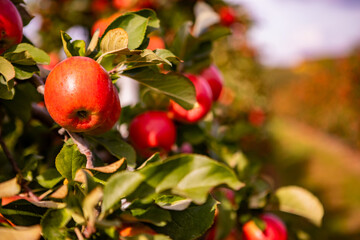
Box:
[74,227,85,240]
[0,124,39,201]
[66,130,94,168]
[31,103,54,127]
[0,128,21,174]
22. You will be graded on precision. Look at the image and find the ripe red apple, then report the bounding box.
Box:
[44,56,121,135]
[91,12,122,37]
[219,6,236,27]
[147,35,165,51]
[242,214,287,240]
[169,74,213,124]
[200,65,224,101]
[129,111,176,158]
[0,0,23,54]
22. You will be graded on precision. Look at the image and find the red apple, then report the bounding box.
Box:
[112,0,133,10]
[169,74,213,123]
[147,35,165,51]
[44,56,121,135]
[0,0,23,54]
[219,6,236,27]
[129,111,176,158]
[118,223,156,237]
[248,108,266,127]
[42,52,60,71]
[200,65,224,101]
[242,214,287,240]
[91,12,122,37]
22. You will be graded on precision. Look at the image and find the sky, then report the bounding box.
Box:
[230,0,360,67]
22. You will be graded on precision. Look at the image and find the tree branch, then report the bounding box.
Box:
[0,124,39,201]
[66,130,94,168]
[30,74,45,95]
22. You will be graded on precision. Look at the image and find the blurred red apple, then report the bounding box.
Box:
[0,0,23,54]
[129,111,176,157]
[219,6,236,27]
[242,214,287,240]
[201,65,224,101]
[147,35,165,51]
[169,74,213,123]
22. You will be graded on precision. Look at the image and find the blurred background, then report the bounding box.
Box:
[22,0,360,238]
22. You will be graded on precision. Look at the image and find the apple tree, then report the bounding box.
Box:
[0,0,324,239]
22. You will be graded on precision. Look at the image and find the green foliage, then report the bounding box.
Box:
[55,140,87,181]
[0,1,326,239]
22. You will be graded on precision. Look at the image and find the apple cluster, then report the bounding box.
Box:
[129,64,224,157]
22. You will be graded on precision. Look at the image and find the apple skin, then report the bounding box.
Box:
[200,65,224,101]
[129,111,176,158]
[219,6,236,27]
[169,74,213,124]
[242,214,287,240]
[0,0,23,54]
[44,56,121,135]
[91,12,122,37]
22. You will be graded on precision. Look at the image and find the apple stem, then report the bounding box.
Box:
[67,130,94,168]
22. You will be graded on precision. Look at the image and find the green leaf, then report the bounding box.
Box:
[0,199,47,225]
[154,197,217,240]
[100,28,129,54]
[0,76,15,100]
[4,51,37,65]
[273,186,324,227]
[155,195,192,211]
[72,40,86,56]
[123,69,196,110]
[13,64,39,80]
[87,131,136,168]
[2,82,38,122]
[36,168,63,189]
[102,171,145,212]
[5,43,50,64]
[125,49,172,69]
[55,141,87,180]
[60,31,86,57]
[154,49,180,65]
[0,177,21,198]
[41,208,72,240]
[103,13,149,50]
[0,225,41,240]
[134,9,160,30]
[139,154,244,205]
[198,26,231,42]
[130,205,172,226]
[0,57,15,82]
[61,31,74,58]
